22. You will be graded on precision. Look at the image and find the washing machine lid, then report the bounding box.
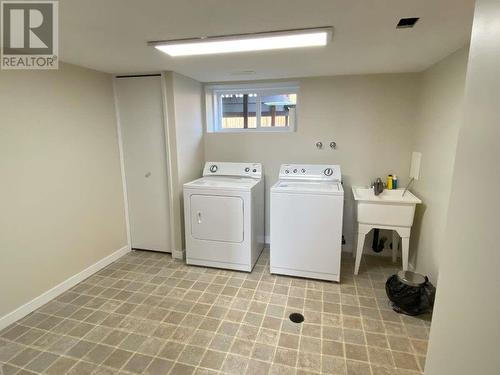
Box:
[184,176,259,191]
[272,181,344,195]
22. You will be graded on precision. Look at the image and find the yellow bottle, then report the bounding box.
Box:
[387,175,393,190]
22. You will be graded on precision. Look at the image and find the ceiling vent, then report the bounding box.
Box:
[397,18,419,29]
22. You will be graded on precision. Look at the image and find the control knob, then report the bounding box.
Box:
[324,168,334,176]
[209,164,218,173]
[244,167,250,172]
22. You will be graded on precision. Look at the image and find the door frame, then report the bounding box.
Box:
[112,73,177,255]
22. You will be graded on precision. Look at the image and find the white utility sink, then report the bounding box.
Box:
[352,187,422,227]
[351,186,422,275]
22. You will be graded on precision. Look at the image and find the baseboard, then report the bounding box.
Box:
[0,245,131,331]
[173,249,184,260]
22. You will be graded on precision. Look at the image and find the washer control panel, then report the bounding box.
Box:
[278,164,341,181]
[203,162,262,178]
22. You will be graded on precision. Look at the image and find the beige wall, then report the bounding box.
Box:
[0,63,128,318]
[164,72,205,254]
[205,74,420,245]
[425,0,500,373]
[410,47,469,283]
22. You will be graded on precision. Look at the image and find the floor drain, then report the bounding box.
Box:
[289,313,304,324]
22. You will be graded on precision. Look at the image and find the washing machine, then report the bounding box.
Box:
[270,164,344,281]
[183,162,265,272]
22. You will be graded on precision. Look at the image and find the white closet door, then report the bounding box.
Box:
[115,75,170,252]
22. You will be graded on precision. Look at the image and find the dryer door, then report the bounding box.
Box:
[190,195,244,243]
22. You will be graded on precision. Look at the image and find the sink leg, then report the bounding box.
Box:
[354,231,366,275]
[392,231,399,263]
[352,233,357,259]
[401,237,410,271]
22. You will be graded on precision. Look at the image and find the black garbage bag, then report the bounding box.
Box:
[385,272,436,316]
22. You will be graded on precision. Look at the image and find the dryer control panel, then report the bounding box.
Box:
[203,162,262,179]
[278,164,341,182]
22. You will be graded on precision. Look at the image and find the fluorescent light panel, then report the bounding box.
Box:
[151,28,331,57]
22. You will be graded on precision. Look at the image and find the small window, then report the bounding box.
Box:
[205,82,298,132]
[221,93,258,129]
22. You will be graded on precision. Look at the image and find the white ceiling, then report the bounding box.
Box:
[60,0,474,82]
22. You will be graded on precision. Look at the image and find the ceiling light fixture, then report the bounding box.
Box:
[149,27,332,57]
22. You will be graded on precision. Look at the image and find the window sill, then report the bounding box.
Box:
[209,127,295,134]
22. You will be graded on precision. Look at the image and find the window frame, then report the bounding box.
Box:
[205,82,299,133]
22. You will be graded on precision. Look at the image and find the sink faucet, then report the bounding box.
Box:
[372,178,384,196]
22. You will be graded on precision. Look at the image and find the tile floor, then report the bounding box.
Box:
[0,249,431,375]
